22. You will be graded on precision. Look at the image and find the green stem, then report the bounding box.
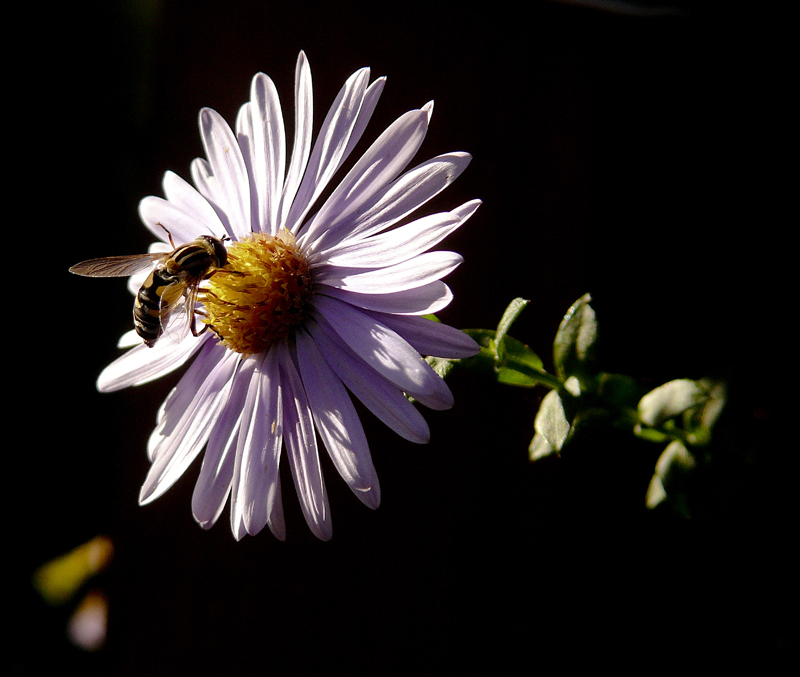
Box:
[535,371,563,390]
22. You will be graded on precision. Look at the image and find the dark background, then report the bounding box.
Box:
[15,1,791,673]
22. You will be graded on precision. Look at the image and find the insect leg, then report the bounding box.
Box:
[155,222,177,249]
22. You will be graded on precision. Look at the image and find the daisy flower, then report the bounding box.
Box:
[95,51,480,540]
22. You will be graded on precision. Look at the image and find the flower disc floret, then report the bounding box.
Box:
[204,230,312,356]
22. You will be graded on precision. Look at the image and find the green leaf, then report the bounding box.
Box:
[496,336,557,387]
[696,378,727,431]
[503,335,543,371]
[425,355,456,379]
[533,389,571,453]
[646,440,696,516]
[529,387,576,460]
[553,293,598,381]
[634,426,673,444]
[463,328,498,351]
[463,326,559,389]
[638,379,706,427]
[529,432,555,461]
[460,329,503,372]
[494,298,529,361]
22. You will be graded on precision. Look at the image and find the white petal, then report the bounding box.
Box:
[199,108,252,239]
[319,212,461,268]
[313,251,463,294]
[340,76,386,171]
[249,72,286,235]
[305,317,430,443]
[161,170,229,238]
[297,329,380,508]
[189,158,222,219]
[284,66,371,232]
[192,418,235,530]
[228,354,264,536]
[306,152,472,256]
[277,52,313,232]
[312,295,448,402]
[364,311,480,358]
[140,343,238,504]
[143,341,231,461]
[192,364,248,530]
[277,341,332,540]
[235,102,259,232]
[403,362,454,411]
[317,281,454,316]
[138,197,211,245]
[267,473,286,541]
[96,332,208,393]
[232,348,284,537]
[231,511,247,541]
[116,329,140,349]
[297,108,429,248]
[192,355,257,530]
[318,199,479,269]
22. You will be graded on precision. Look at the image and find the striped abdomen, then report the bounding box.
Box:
[133,268,178,347]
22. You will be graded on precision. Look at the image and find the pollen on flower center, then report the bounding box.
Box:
[202,229,312,356]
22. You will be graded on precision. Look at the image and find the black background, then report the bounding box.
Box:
[14,1,791,673]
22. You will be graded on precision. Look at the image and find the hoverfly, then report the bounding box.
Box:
[69,228,229,347]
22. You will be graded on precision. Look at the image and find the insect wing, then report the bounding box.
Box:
[158,281,198,345]
[69,253,165,278]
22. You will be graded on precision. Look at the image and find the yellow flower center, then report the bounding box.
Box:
[202,229,312,356]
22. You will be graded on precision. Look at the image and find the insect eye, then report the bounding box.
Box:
[214,240,229,267]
